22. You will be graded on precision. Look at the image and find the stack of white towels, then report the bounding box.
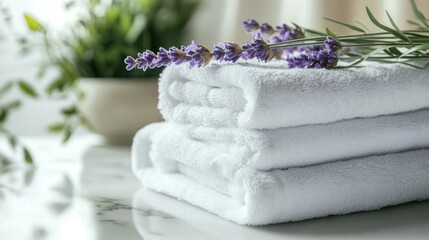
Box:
[132,61,429,225]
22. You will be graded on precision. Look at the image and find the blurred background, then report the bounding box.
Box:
[0,0,428,138]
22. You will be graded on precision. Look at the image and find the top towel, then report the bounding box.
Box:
[159,60,429,129]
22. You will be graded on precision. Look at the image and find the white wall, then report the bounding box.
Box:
[2,0,428,135]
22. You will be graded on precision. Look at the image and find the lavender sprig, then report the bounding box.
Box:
[125,0,429,71]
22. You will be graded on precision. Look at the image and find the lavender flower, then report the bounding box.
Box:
[211,43,226,61]
[241,34,273,62]
[260,22,274,35]
[324,36,342,53]
[211,42,243,62]
[268,25,306,58]
[135,50,157,70]
[124,56,137,71]
[185,41,212,68]
[280,27,304,41]
[242,19,260,32]
[152,47,172,68]
[286,37,341,69]
[276,24,289,36]
[136,53,147,69]
[224,42,242,62]
[168,46,188,64]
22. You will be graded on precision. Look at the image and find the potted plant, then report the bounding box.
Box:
[22,0,200,144]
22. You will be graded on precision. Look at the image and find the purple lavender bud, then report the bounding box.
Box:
[276,24,289,36]
[185,41,212,68]
[260,22,274,35]
[324,36,342,53]
[168,46,188,64]
[287,46,339,69]
[136,53,147,70]
[124,56,137,71]
[279,27,304,41]
[241,34,273,62]
[267,35,281,44]
[242,19,260,32]
[136,50,157,71]
[152,47,172,68]
[224,42,242,62]
[144,50,158,69]
[211,43,226,61]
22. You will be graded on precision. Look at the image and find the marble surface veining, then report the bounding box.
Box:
[1,135,429,240]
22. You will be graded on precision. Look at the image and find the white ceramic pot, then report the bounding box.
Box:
[78,78,162,144]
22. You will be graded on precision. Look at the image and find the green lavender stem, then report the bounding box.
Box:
[268,30,429,48]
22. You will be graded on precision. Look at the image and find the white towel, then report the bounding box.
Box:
[132,124,429,225]
[159,61,429,129]
[136,110,429,170]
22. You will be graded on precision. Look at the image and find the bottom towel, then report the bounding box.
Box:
[132,124,429,225]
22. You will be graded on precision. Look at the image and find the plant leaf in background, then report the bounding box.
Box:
[409,0,429,29]
[18,81,38,98]
[24,14,43,32]
[23,147,33,164]
[324,17,366,33]
[48,123,65,132]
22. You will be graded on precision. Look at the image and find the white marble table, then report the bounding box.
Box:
[1,135,428,240]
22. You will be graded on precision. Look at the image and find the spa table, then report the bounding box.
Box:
[1,135,428,240]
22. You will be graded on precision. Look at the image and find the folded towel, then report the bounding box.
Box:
[159,61,429,129]
[132,124,429,225]
[133,188,429,239]
[138,110,429,170]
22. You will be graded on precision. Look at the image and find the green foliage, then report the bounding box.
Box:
[0,80,36,164]
[18,0,200,142]
[25,0,200,81]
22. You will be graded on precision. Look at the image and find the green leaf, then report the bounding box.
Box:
[18,81,38,98]
[46,79,65,95]
[0,82,13,97]
[355,21,371,33]
[386,11,413,45]
[326,27,337,38]
[36,64,49,78]
[304,28,325,36]
[366,7,412,43]
[7,135,17,150]
[24,14,43,32]
[387,47,403,56]
[23,147,33,164]
[398,43,429,59]
[409,0,429,29]
[407,20,424,29]
[63,125,73,143]
[324,17,366,33]
[48,123,65,132]
[2,100,21,111]
[0,110,7,122]
[61,106,77,116]
[383,49,395,57]
[343,46,393,68]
